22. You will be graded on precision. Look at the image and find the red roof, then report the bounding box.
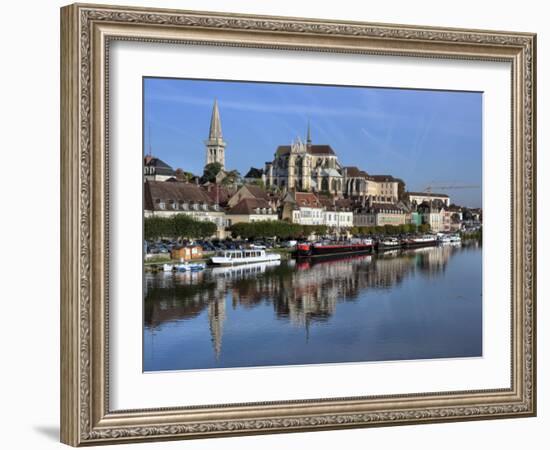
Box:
[295,192,321,208]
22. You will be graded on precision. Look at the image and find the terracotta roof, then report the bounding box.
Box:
[243,184,270,201]
[227,198,273,215]
[294,192,322,208]
[363,203,405,214]
[275,144,336,156]
[205,185,231,206]
[144,180,214,211]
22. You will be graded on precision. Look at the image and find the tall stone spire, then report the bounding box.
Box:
[209,99,223,140]
[306,120,312,145]
[204,99,227,170]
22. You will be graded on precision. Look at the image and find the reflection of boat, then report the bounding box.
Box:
[376,238,402,252]
[295,239,374,258]
[211,249,281,266]
[210,260,281,277]
[403,235,438,248]
[438,234,462,245]
[164,263,205,272]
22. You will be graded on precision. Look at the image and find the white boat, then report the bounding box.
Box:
[404,235,438,248]
[163,263,173,272]
[210,249,281,266]
[449,234,462,243]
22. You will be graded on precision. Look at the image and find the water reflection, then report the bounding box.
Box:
[144,241,482,371]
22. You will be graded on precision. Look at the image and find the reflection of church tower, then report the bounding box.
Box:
[204,99,227,169]
[208,296,226,360]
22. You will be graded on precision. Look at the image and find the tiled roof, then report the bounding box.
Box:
[244,167,264,178]
[294,192,322,208]
[144,156,175,176]
[144,180,214,211]
[344,166,368,178]
[227,198,273,215]
[244,184,270,201]
[275,144,336,156]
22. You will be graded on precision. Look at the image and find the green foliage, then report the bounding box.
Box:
[221,169,241,186]
[419,223,431,233]
[201,162,223,184]
[144,214,217,241]
[229,221,310,240]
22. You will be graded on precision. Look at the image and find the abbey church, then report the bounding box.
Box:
[203,100,403,204]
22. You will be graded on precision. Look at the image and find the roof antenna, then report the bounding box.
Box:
[147,122,153,157]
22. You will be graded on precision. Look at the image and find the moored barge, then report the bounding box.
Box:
[402,235,438,249]
[295,239,374,258]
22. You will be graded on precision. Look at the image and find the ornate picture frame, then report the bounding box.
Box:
[60,3,536,446]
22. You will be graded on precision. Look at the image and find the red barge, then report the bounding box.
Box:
[295,239,374,258]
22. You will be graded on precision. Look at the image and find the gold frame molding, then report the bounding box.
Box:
[60,3,536,446]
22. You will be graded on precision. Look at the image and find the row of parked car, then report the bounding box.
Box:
[146,239,299,255]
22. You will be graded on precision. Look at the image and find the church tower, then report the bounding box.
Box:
[204,99,227,169]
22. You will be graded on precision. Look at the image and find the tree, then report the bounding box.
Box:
[201,162,222,184]
[221,169,241,186]
[174,168,194,183]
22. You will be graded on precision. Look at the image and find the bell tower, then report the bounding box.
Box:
[204,99,227,169]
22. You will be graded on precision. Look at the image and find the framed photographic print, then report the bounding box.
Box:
[60,3,536,446]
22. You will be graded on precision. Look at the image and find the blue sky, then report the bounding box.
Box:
[144,77,482,207]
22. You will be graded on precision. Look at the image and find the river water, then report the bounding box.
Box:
[144,242,482,371]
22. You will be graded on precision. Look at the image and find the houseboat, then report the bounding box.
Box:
[376,237,402,252]
[210,249,281,266]
[295,238,374,259]
[402,235,438,249]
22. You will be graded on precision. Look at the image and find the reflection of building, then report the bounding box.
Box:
[208,296,226,359]
[144,245,458,357]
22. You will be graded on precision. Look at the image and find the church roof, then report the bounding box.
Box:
[344,166,368,178]
[275,144,336,156]
[208,99,223,140]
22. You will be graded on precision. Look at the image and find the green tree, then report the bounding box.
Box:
[201,162,222,184]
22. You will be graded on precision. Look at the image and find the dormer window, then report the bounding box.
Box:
[182,203,189,210]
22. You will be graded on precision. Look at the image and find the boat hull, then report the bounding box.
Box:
[402,239,438,249]
[210,254,281,266]
[295,244,373,259]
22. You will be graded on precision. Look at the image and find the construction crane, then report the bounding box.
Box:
[423,184,481,193]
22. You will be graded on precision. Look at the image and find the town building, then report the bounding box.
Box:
[226,198,278,225]
[204,99,227,170]
[144,155,176,182]
[144,180,228,237]
[318,196,353,230]
[353,203,407,227]
[417,201,447,233]
[281,191,324,226]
